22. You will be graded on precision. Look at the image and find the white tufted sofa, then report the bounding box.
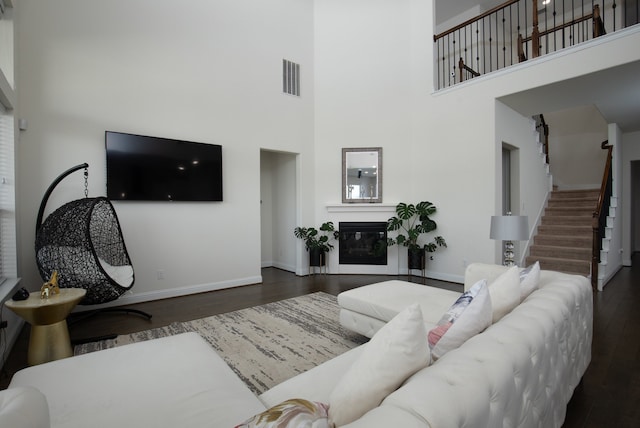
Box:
[352,270,592,427]
[263,263,593,427]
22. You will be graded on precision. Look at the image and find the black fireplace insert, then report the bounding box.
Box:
[339,222,387,265]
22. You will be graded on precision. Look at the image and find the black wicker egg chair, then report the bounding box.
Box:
[35,163,150,323]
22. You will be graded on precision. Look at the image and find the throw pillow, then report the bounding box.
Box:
[427,279,492,361]
[488,265,521,323]
[235,399,329,428]
[328,303,430,427]
[519,261,540,301]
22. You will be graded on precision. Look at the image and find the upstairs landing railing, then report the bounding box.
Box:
[592,141,613,290]
[434,0,637,89]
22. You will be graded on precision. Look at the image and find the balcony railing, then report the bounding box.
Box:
[434,0,639,90]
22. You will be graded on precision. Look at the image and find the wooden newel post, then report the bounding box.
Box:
[593,4,604,37]
[517,34,526,62]
[532,0,541,58]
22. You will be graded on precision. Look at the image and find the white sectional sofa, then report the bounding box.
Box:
[0,263,593,428]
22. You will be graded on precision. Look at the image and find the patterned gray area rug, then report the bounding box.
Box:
[74,292,368,394]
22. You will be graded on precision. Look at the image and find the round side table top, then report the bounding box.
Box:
[4,288,86,326]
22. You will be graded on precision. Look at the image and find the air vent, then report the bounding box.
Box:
[282,59,300,96]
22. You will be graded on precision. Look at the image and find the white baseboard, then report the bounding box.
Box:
[270,261,295,272]
[598,263,623,291]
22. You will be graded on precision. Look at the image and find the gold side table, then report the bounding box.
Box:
[5,288,86,365]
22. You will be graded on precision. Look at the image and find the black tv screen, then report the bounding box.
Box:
[106,131,223,201]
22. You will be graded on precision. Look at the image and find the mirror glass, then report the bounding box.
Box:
[342,147,382,203]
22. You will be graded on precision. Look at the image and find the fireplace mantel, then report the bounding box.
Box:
[326,203,397,213]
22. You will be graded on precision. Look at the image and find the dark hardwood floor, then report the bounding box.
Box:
[563,255,640,428]
[1,261,639,427]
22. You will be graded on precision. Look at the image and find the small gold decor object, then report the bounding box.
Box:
[40,270,60,299]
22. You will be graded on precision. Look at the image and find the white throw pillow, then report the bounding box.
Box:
[328,304,430,427]
[487,266,520,323]
[519,261,540,301]
[427,279,492,361]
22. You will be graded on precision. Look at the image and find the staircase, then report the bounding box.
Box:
[526,189,599,276]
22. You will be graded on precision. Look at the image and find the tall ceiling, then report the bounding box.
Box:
[435,0,640,133]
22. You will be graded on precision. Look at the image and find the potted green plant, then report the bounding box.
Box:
[380,201,447,271]
[294,222,339,268]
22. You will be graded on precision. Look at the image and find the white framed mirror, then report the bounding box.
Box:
[342,147,382,203]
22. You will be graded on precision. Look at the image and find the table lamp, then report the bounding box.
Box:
[490,213,529,266]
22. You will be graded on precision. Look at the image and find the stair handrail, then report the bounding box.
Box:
[592,140,613,290]
[520,5,605,49]
[458,58,481,82]
[539,114,549,164]
[433,0,520,41]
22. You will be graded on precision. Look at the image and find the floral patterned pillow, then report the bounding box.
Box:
[427,279,492,360]
[235,399,330,428]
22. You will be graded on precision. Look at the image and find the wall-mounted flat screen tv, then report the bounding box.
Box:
[106,131,223,202]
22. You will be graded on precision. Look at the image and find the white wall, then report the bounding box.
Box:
[633,161,640,254]
[16,0,315,304]
[622,130,640,264]
[495,101,552,265]
[0,5,14,88]
[260,152,275,267]
[546,105,609,189]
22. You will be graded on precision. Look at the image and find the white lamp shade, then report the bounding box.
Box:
[490,215,529,241]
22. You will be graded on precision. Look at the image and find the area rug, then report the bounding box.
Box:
[74,292,368,394]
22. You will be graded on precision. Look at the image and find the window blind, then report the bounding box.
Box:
[0,102,16,282]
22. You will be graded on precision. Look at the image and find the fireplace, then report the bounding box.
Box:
[339,222,387,265]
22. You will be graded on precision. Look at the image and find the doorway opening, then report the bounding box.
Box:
[260,150,297,273]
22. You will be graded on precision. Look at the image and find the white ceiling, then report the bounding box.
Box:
[436,1,640,133]
[499,60,640,133]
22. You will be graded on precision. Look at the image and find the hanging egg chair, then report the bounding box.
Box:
[35,163,138,306]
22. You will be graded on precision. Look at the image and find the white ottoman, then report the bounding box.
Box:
[337,280,461,337]
[7,332,267,428]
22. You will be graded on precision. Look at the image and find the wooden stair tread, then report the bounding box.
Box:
[533,237,592,248]
[525,188,598,278]
[525,256,590,276]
